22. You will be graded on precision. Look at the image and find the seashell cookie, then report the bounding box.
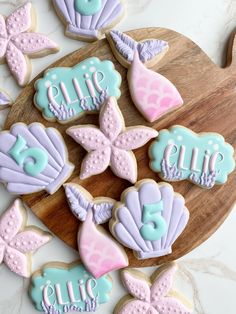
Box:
[110,179,189,260]
[114,263,193,314]
[52,0,126,42]
[0,2,59,86]
[107,30,183,122]
[0,122,74,195]
[64,183,128,278]
[0,89,12,110]
[67,97,158,183]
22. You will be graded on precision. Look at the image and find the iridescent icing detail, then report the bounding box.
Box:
[108,30,183,123]
[66,97,158,183]
[0,123,74,195]
[110,179,189,259]
[30,262,112,313]
[149,125,235,188]
[116,264,193,314]
[0,199,51,278]
[74,0,102,15]
[34,58,121,123]
[0,2,58,86]
[64,183,128,278]
[52,0,125,40]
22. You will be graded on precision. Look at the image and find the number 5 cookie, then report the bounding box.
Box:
[0,2,59,86]
[110,179,189,260]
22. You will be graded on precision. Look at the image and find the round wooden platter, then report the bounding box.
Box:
[5,28,236,267]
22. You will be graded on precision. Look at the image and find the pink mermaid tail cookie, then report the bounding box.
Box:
[107,30,183,122]
[115,263,193,314]
[64,183,128,278]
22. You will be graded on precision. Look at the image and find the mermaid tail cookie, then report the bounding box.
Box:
[107,30,183,122]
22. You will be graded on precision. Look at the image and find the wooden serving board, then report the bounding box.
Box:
[5,28,236,267]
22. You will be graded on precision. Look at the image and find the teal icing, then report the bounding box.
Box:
[74,0,102,16]
[140,201,167,241]
[9,135,48,177]
[149,125,235,185]
[34,57,121,122]
[30,263,112,313]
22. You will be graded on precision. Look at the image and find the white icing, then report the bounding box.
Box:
[177,145,188,170]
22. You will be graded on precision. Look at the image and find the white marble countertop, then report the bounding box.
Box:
[0,0,236,313]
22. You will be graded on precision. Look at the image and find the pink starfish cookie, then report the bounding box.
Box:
[116,264,193,314]
[67,97,158,183]
[0,199,51,277]
[0,2,59,86]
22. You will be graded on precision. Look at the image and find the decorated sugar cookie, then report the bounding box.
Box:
[34,58,121,123]
[115,263,193,314]
[0,2,59,86]
[0,123,74,195]
[149,125,235,188]
[30,261,112,313]
[67,97,158,183]
[0,89,12,109]
[64,183,128,278]
[52,0,126,42]
[0,199,51,278]
[110,179,189,260]
[107,30,183,122]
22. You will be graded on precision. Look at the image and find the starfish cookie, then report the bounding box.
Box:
[115,263,193,314]
[67,97,158,183]
[0,2,59,86]
[0,199,51,277]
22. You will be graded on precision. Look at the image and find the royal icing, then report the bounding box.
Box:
[30,261,112,313]
[110,179,189,259]
[0,123,74,195]
[0,89,12,109]
[149,125,235,188]
[107,30,184,122]
[66,97,158,183]
[116,264,192,314]
[52,0,125,41]
[64,184,128,278]
[0,2,58,86]
[34,58,121,123]
[0,199,51,278]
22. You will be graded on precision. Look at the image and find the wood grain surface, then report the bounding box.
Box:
[4,28,236,267]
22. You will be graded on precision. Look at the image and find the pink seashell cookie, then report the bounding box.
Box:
[115,263,193,314]
[0,2,59,86]
[66,97,158,183]
[0,199,51,277]
[107,30,183,123]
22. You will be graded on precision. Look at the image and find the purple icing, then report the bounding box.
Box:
[53,0,125,40]
[189,171,216,189]
[109,30,169,63]
[111,180,189,259]
[0,123,74,195]
[64,184,114,224]
[0,90,11,108]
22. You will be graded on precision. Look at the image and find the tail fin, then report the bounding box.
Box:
[107,30,168,67]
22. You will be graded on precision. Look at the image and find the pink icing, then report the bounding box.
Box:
[0,199,51,277]
[79,210,128,279]
[0,2,58,86]
[119,265,192,314]
[128,51,183,122]
[67,97,158,183]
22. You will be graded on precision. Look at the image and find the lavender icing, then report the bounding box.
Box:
[109,30,169,63]
[52,0,125,40]
[0,123,74,195]
[0,90,11,108]
[64,184,114,224]
[110,180,189,259]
